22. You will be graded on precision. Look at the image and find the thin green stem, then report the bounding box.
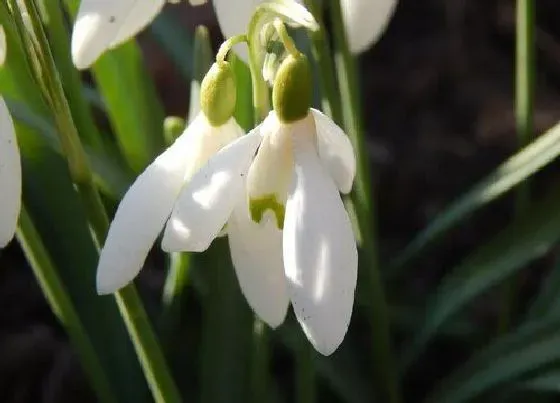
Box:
[16,206,117,403]
[250,320,270,402]
[41,0,104,151]
[303,0,343,124]
[296,340,315,403]
[15,1,182,401]
[116,286,182,403]
[329,1,401,402]
[160,252,190,348]
[216,34,248,63]
[499,0,535,332]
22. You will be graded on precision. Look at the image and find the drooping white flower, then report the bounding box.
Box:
[341,0,397,53]
[71,0,170,69]
[0,96,22,247]
[96,61,243,294]
[162,53,357,355]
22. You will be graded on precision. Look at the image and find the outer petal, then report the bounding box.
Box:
[212,0,265,61]
[311,108,356,194]
[228,200,289,328]
[0,97,21,247]
[283,125,358,356]
[0,25,6,66]
[96,114,209,294]
[341,0,397,54]
[161,130,262,252]
[71,0,165,69]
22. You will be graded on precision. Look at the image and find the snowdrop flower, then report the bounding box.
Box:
[0,96,21,247]
[96,60,244,294]
[341,0,397,53]
[162,52,357,355]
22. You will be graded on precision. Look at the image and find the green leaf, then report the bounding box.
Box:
[0,22,148,402]
[426,314,560,403]
[64,0,166,173]
[400,186,560,372]
[393,120,560,270]
[6,98,132,198]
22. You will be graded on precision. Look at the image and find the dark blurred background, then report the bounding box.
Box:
[3,0,560,401]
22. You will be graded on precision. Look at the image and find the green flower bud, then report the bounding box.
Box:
[272,53,312,123]
[163,116,186,146]
[200,61,236,126]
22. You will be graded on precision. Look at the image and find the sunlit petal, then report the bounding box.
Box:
[0,97,21,247]
[283,125,358,356]
[341,0,397,53]
[228,201,289,328]
[71,0,165,69]
[311,108,356,194]
[161,130,262,252]
[96,115,208,294]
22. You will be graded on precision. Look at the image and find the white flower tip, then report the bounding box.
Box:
[71,14,106,69]
[161,218,210,253]
[95,266,123,295]
[188,0,208,5]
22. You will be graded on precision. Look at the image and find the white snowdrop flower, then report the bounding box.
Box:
[162,53,357,355]
[0,96,21,247]
[341,0,397,53]
[96,61,244,294]
[71,0,174,69]
[0,25,6,66]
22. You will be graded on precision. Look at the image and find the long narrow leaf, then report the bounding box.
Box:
[401,186,560,371]
[393,120,560,270]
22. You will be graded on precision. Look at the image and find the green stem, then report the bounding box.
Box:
[40,0,105,151]
[16,206,117,403]
[250,320,269,402]
[499,0,535,332]
[273,19,299,57]
[329,2,401,403]
[160,252,190,347]
[216,34,248,63]
[303,0,343,124]
[15,2,182,401]
[296,340,315,403]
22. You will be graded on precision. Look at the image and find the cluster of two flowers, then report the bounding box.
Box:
[100,52,358,355]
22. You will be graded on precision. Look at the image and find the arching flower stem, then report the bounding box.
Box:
[273,19,299,58]
[216,34,248,63]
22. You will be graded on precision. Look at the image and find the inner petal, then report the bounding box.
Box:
[246,114,294,230]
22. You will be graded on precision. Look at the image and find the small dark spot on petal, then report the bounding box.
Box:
[109,16,116,23]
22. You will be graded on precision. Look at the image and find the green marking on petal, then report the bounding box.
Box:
[249,194,285,230]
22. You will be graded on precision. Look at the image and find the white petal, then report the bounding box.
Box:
[212,0,265,62]
[0,26,6,66]
[161,130,262,252]
[96,114,210,294]
[311,108,356,194]
[341,0,397,54]
[0,97,21,247]
[228,200,289,328]
[71,0,165,69]
[283,126,358,356]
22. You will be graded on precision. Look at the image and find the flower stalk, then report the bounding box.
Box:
[329,1,401,402]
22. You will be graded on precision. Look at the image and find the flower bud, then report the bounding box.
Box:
[200,61,236,126]
[272,53,312,123]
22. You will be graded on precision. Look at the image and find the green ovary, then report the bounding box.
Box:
[249,194,285,230]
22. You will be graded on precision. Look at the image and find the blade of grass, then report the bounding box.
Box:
[400,186,560,372]
[392,118,560,272]
[16,206,117,403]
[499,0,536,332]
[426,314,560,403]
